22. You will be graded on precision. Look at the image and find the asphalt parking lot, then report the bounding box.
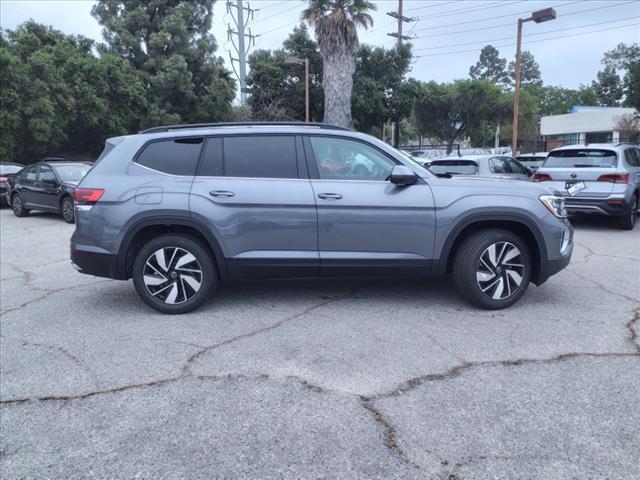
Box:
[0,207,638,480]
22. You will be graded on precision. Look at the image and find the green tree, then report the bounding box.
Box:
[0,21,147,162]
[601,42,640,110]
[414,80,510,153]
[92,0,235,126]
[352,44,413,136]
[469,45,509,86]
[302,0,375,127]
[530,84,599,116]
[246,24,323,121]
[592,66,623,106]
[508,50,542,87]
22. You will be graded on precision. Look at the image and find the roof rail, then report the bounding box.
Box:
[139,121,351,134]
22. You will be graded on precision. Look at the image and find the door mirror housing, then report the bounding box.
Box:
[389,165,418,185]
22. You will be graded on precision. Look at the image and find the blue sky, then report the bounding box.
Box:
[2,0,639,91]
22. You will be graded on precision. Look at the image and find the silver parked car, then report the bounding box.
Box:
[533,143,640,229]
[71,122,573,314]
[429,154,533,181]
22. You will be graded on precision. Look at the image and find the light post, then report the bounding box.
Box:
[284,57,310,123]
[511,7,556,154]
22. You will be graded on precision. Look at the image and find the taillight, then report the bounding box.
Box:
[533,173,552,182]
[597,173,629,184]
[74,188,104,205]
[0,176,7,182]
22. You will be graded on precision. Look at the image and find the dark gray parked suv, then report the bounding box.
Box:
[71,122,573,314]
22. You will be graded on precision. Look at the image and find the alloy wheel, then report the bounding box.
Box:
[476,241,525,300]
[13,196,22,214]
[143,247,203,304]
[62,199,74,222]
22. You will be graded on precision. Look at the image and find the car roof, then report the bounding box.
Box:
[550,143,624,152]
[42,161,92,166]
[436,154,498,161]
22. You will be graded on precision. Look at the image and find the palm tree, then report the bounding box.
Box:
[302,0,375,127]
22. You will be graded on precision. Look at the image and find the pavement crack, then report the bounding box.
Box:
[181,283,370,375]
[564,268,640,305]
[359,397,424,470]
[627,308,640,354]
[575,241,640,263]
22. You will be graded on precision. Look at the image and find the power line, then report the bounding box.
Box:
[413,1,587,32]
[414,21,639,58]
[415,0,524,20]
[252,2,302,24]
[404,1,463,13]
[415,0,635,38]
[413,0,637,39]
[414,16,640,51]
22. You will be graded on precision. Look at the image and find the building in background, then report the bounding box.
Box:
[540,106,637,150]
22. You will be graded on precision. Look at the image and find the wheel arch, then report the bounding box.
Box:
[117,215,228,281]
[438,213,549,285]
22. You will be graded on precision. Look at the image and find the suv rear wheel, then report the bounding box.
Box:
[132,234,217,314]
[11,194,29,217]
[453,229,531,309]
[618,194,638,230]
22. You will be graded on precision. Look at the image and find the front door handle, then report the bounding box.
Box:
[317,193,343,200]
[209,190,235,198]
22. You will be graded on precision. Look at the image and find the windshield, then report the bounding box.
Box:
[545,149,617,168]
[0,165,23,175]
[429,160,479,175]
[52,164,91,182]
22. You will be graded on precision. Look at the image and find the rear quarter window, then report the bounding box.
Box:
[545,149,617,168]
[136,137,204,176]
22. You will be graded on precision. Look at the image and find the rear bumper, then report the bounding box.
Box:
[71,248,124,280]
[565,197,630,216]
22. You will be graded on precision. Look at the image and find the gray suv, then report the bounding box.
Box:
[533,143,640,230]
[71,122,573,314]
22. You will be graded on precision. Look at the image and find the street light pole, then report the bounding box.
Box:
[511,7,557,155]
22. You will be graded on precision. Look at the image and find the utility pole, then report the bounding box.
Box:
[227,0,257,104]
[387,0,414,45]
[386,0,416,148]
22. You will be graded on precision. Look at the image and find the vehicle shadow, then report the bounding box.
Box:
[568,214,622,231]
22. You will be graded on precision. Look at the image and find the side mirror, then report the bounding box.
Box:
[525,167,533,176]
[389,165,418,186]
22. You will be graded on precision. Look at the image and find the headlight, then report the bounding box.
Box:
[539,195,567,218]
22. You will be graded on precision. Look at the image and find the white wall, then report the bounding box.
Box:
[540,107,637,136]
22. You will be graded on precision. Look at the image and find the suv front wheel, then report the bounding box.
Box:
[453,229,531,309]
[132,234,217,314]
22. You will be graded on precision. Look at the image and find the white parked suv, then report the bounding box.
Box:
[533,143,640,230]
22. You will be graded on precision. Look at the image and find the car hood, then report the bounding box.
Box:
[428,174,559,201]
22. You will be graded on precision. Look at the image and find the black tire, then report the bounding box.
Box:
[132,234,217,314]
[452,228,532,310]
[61,196,75,223]
[618,194,638,231]
[11,194,29,217]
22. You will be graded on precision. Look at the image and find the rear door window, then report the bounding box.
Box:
[136,137,204,176]
[38,165,56,183]
[224,135,298,179]
[24,165,38,181]
[489,157,510,174]
[545,149,617,168]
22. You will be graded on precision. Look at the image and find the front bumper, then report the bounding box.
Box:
[565,197,630,217]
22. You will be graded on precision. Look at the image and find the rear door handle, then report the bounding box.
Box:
[317,193,343,200]
[209,190,235,198]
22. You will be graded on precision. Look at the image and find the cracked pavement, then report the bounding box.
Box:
[1,208,638,479]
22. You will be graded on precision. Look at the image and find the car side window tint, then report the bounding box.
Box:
[198,137,224,176]
[39,165,56,183]
[506,157,526,174]
[489,157,509,174]
[136,138,203,176]
[223,135,298,179]
[308,136,396,181]
[625,148,640,167]
[25,165,38,181]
